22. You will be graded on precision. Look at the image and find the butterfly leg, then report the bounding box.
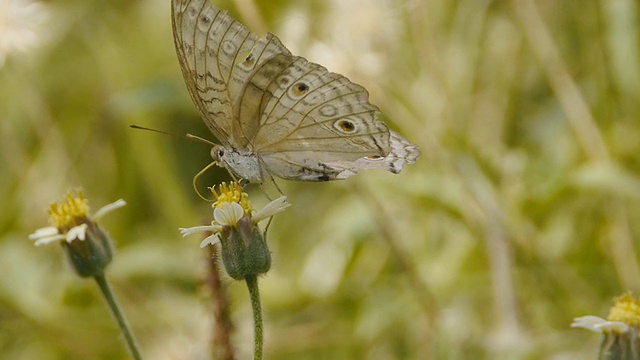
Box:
[257,176,284,201]
[262,215,274,243]
[255,159,285,200]
[238,177,251,188]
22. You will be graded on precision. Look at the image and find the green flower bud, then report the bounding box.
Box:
[219,216,271,280]
[61,222,113,277]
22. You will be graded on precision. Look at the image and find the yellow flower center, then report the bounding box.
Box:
[48,190,90,230]
[211,182,252,216]
[607,293,640,327]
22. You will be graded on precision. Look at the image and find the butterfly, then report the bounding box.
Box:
[172,0,420,183]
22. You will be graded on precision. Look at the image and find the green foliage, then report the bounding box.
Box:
[1,0,639,358]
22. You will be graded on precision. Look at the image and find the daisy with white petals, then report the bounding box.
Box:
[182,182,288,360]
[28,191,126,246]
[27,190,141,358]
[180,182,290,248]
[572,293,640,360]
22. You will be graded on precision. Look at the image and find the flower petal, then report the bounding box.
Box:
[34,234,66,246]
[93,199,126,220]
[65,224,88,242]
[179,225,219,237]
[28,226,59,241]
[571,316,630,334]
[596,321,629,333]
[571,316,607,332]
[214,202,244,226]
[200,234,220,248]
[252,196,290,223]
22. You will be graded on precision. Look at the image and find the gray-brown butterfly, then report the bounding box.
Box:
[172,0,420,183]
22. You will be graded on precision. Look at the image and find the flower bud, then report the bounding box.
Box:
[219,217,271,280]
[61,222,113,277]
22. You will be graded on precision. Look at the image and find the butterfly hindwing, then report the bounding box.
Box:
[236,53,394,179]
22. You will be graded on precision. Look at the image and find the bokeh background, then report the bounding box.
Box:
[2,0,640,358]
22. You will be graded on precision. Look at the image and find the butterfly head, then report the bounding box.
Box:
[210,144,224,163]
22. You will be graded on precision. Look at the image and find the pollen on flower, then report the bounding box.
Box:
[211,182,252,215]
[608,293,640,328]
[48,191,90,230]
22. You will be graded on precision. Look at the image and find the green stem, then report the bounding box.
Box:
[245,275,263,360]
[94,273,142,360]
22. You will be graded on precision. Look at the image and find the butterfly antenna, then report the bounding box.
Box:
[193,162,219,201]
[129,124,217,147]
[185,133,217,146]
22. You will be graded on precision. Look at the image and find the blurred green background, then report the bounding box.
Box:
[2,0,640,358]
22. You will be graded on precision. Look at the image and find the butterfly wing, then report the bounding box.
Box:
[319,130,421,179]
[173,0,420,181]
[172,0,290,148]
[238,53,417,180]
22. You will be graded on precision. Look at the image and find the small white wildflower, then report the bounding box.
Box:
[28,191,125,246]
[0,0,50,66]
[180,182,289,248]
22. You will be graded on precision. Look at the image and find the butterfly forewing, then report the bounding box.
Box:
[172,0,289,148]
